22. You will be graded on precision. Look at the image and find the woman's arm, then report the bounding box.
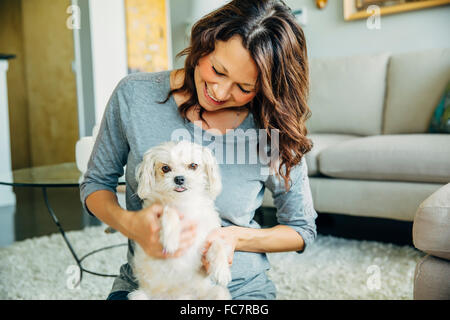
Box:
[229,224,305,253]
[262,157,318,253]
[85,190,133,239]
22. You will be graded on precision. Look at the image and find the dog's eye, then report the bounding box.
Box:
[188,163,198,170]
[161,165,171,173]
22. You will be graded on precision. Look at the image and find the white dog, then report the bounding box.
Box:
[128,140,232,300]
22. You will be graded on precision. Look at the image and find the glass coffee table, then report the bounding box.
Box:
[0,162,127,286]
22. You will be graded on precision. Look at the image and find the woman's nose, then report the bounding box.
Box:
[212,83,231,101]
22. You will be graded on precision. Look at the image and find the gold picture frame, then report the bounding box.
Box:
[343,0,450,21]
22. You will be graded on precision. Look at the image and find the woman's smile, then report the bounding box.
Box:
[204,82,226,106]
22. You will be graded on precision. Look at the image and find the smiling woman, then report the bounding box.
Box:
[82,0,317,301]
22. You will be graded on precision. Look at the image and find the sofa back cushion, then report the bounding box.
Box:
[383,48,450,134]
[306,52,390,136]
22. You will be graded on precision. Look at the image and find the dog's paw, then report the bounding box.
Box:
[209,263,232,287]
[162,235,180,255]
[160,205,181,254]
[128,289,149,300]
[206,241,232,286]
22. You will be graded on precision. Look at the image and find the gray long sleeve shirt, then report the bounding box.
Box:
[80,70,317,295]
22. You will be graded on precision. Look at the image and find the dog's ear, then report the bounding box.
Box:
[202,146,222,199]
[135,149,158,200]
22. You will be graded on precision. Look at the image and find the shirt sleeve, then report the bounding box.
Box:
[264,156,318,253]
[79,78,130,216]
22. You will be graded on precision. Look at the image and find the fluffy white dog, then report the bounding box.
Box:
[128,140,232,300]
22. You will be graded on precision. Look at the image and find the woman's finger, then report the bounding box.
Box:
[202,241,212,254]
[179,227,196,240]
[202,257,210,273]
[175,209,184,220]
[184,219,197,229]
[177,238,195,252]
[175,230,199,254]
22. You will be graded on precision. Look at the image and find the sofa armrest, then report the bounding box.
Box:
[414,254,450,300]
[413,183,450,260]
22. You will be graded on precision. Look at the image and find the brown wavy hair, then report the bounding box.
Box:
[162,0,313,191]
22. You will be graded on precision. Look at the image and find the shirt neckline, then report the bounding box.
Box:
[165,70,254,138]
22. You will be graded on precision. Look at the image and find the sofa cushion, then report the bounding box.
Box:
[309,178,441,221]
[413,183,450,260]
[318,134,450,184]
[306,134,360,176]
[262,177,442,222]
[383,48,450,134]
[307,52,390,136]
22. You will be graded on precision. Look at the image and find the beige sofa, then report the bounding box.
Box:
[263,48,450,223]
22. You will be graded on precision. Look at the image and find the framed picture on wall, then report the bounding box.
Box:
[343,0,450,21]
[125,0,173,73]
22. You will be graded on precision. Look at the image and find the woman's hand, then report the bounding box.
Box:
[129,203,197,259]
[201,226,237,273]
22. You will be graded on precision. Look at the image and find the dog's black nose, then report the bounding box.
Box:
[174,176,185,185]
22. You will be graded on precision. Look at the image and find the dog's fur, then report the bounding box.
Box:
[128,140,232,300]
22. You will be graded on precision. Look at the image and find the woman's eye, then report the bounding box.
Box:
[238,85,251,94]
[189,163,198,170]
[212,66,224,76]
[212,65,251,94]
[161,165,171,173]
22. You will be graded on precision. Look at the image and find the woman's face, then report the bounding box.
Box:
[194,35,258,111]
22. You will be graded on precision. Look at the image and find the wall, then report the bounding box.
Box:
[169,0,191,69]
[0,0,31,169]
[88,0,128,123]
[0,0,79,168]
[72,0,96,138]
[169,0,450,65]
[21,0,79,166]
[283,0,450,58]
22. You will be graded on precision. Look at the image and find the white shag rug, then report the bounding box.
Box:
[0,226,424,300]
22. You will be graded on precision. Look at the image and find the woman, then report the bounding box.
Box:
[81,0,317,300]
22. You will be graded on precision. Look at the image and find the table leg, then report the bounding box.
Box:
[41,187,126,287]
[42,187,84,286]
